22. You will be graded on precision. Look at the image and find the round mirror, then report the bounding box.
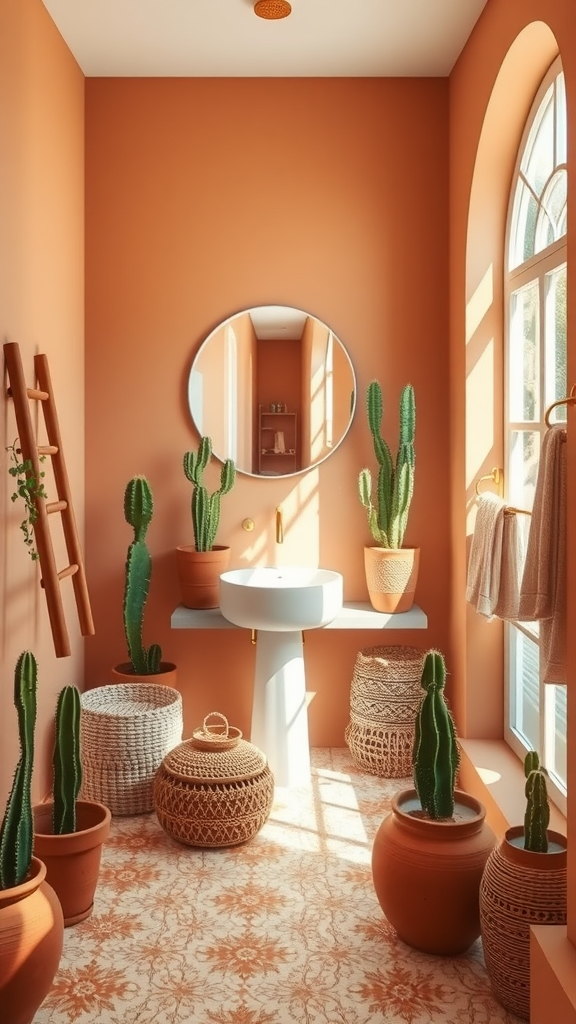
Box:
[188,305,356,478]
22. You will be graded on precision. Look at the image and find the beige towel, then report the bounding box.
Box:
[518,425,566,684]
[493,511,527,621]
[466,492,505,618]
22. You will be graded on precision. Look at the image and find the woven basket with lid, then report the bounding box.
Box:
[153,713,274,847]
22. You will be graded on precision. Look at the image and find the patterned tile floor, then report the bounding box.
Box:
[35,749,523,1024]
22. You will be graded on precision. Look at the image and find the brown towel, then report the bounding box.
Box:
[493,511,527,621]
[466,493,505,618]
[518,425,566,683]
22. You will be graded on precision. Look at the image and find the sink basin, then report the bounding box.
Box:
[219,566,343,632]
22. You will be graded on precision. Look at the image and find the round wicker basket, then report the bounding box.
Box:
[80,683,183,816]
[345,646,425,777]
[154,713,274,848]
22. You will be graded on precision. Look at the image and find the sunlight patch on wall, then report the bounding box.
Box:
[466,265,494,344]
[466,340,495,503]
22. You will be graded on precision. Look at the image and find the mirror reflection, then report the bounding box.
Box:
[188,305,356,477]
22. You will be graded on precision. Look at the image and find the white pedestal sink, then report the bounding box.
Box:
[219,566,343,787]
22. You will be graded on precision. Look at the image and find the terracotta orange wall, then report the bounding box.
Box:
[84,77,451,746]
[0,0,85,807]
[449,0,576,1003]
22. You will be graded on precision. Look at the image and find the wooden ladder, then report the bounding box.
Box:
[4,341,95,658]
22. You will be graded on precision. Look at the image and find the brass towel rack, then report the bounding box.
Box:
[544,384,576,427]
[475,466,503,497]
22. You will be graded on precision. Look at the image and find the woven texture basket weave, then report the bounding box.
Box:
[80,683,183,816]
[345,646,425,778]
[154,713,274,848]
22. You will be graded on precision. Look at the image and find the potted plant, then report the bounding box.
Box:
[33,685,112,926]
[357,379,419,612]
[175,436,236,609]
[113,475,177,684]
[479,751,567,1021]
[0,652,64,1024]
[371,649,496,955]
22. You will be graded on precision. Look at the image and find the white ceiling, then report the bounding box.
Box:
[41,0,489,78]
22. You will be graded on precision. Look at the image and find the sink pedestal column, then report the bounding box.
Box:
[251,630,311,788]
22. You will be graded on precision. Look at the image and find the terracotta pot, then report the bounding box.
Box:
[372,788,496,955]
[33,800,112,927]
[479,826,567,1020]
[175,545,231,609]
[0,857,64,1024]
[111,661,178,687]
[363,546,420,613]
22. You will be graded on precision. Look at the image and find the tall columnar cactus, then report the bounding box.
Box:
[0,651,37,889]
[183,437,236,552]
[358,380,415,548]
[123,475,162,675]
[412,650,460,819]
[523,751,550,853]
[52,685,83,835]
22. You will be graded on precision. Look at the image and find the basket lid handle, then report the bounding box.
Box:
[202,712,229,736]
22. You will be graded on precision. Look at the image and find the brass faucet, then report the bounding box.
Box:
[276,506,284,544]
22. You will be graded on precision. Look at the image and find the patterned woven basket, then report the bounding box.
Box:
[154,713,274,848]
[345,646,425,778]
[80,683,183,816]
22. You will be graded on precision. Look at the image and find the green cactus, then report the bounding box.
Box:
[358,379,415,548]
[523,751,550,853]
[412,650,460,819]
[52,686,83,835]
[123,475,162,675]
[0,651,37,889]
[183,437,236,552]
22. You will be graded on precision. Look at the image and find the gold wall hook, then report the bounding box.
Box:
[475,467,503,498]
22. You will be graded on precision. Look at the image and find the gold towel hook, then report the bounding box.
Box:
[544,383,576,428]
[475,467,503,498]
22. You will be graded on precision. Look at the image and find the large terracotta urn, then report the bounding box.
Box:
[372,788,496,955]
[480,825,567,1020]
[0,857,64,1024]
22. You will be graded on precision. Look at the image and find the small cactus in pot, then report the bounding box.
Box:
[123,475,162,675]
[358,379,415,549]
[183,436,236,552]
[523,750,550,853]
[412,649,460,819]
[0,651,37,889]
[52,685,82,835]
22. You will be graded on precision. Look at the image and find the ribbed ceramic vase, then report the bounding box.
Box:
[0,857,64,1024]
[175,545,231,609]
[479,826,567,1020]
[33,800,112,926]
[372,788,496,955]
[363,546,420,613]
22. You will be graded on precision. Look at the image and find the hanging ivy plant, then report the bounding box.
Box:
[6,439,48,561]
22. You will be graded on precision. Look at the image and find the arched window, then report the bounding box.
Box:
[504,57,567,812]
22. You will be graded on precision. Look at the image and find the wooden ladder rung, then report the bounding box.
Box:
[46,500,68,514]
[4,341,95,658]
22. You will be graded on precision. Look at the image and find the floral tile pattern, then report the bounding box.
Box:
[35,749,522,1024]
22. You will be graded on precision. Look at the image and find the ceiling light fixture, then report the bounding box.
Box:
[254,1,292,20]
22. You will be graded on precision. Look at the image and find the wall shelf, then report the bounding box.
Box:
[171,602,427,631]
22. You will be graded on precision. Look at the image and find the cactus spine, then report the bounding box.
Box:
[523,751,550,853]
[52,686,83,835]
[183,436,236,551]
[123,475,162,675]
[0,651,37,889]
[412,650,459,819]
[358,380,415,548]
